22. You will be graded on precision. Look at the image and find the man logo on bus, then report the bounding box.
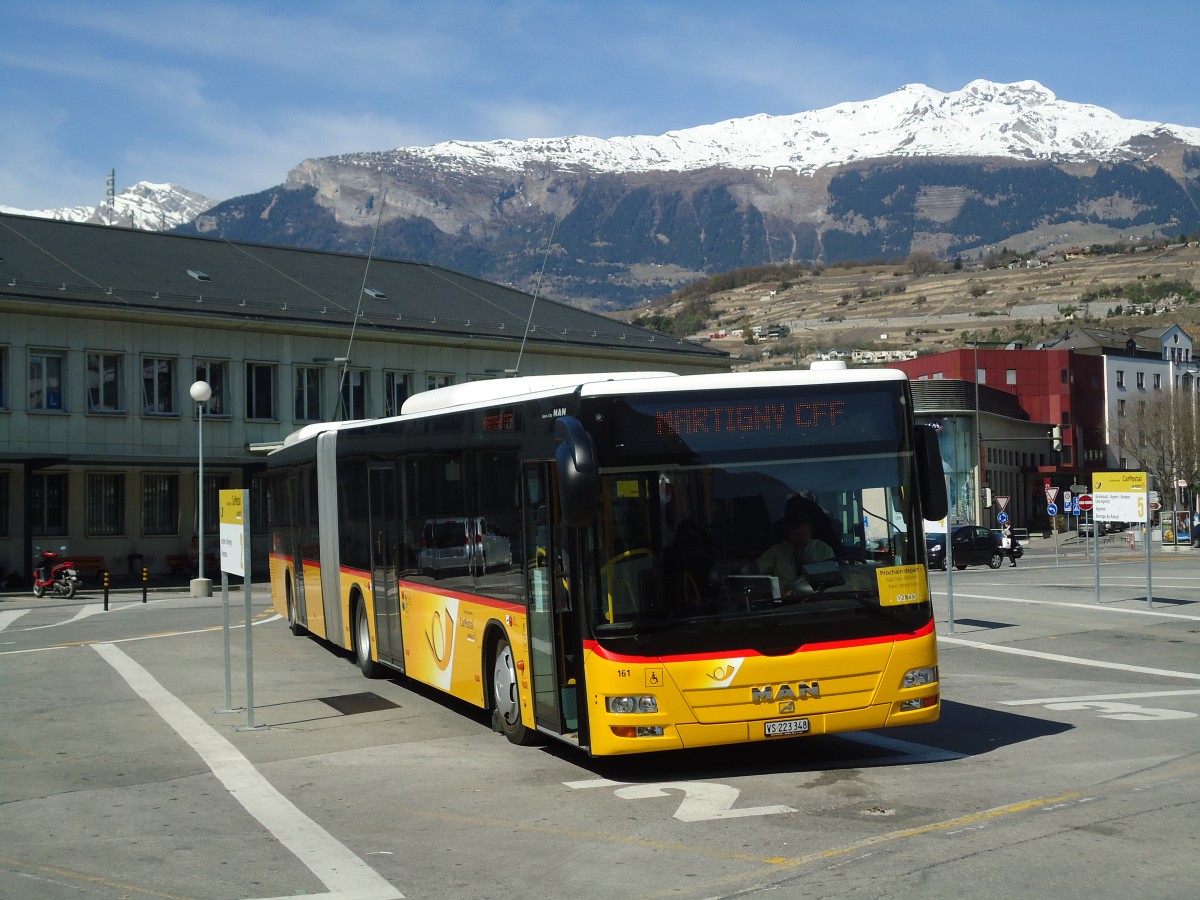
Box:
[751,682,821,703]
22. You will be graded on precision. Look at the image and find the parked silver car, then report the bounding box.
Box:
[418,517,513,577]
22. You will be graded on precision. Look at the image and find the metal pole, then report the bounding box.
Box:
[189,381,212,598]
[216,570,236,713]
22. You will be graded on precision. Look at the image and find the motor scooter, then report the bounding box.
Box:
[33,546,80,599]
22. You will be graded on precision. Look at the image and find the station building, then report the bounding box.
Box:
[0,213,728,583]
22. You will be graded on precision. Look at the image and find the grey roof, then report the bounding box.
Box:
[1039,325,1173,357]
[0,213,726,362]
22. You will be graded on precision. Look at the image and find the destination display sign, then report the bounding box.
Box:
[592,384,905,463]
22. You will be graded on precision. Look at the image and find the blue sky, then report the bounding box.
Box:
[3,0,1198,210]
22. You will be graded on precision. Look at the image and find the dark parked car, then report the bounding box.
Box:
[926,525,1003,571]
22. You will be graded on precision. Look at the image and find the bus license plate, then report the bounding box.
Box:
[765,717,810,737]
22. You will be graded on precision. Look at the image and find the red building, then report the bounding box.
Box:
[888,347,1105,529]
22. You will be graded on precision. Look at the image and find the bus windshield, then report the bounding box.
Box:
[583,383,929,646]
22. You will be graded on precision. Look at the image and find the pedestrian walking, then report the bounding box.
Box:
[1003,524,1020,567]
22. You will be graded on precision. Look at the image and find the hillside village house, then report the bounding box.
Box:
[0,214,728,584]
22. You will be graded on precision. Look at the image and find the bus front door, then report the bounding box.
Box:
[369,465,403,668]
[523,464,580,741]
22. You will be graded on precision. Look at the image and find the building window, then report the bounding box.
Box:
[87,352,124,412]
[295,366,323,421]
[427,373,454,391]
[201,474,231,535]
[1116,370,1125,388]
[29,350,66,411]
[384,370,411,417]
[142,356,177,414]
[1117,428,1126,448]
[195,359,230,417]
[31,472,68,535]
[0,471,8,536]
[1006,369,1017,385]
[143,474,179,536]
[246,363,277,420]
[1136,372,1145,390]
[339,369,370,419]
[1060,369,1068,384]
[1118,399,1125,417]
[87,473,126,536]
[1153,373,1161,390]
[976,367,986,385]
[0,346,8,409]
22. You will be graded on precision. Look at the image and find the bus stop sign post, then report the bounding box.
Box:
[219,489,266,730]
[214,489,238,716]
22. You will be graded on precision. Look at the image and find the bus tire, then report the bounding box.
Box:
[286,576,304,636]
[491,636,537,745]
[353,597,384,679]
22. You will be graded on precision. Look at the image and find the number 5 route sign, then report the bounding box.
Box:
[1093,471,1148,523]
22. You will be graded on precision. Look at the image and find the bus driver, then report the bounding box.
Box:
[757,508,835,585]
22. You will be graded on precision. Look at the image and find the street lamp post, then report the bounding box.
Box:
[190,380,212,598]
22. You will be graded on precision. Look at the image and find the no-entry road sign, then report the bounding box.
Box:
[1078,494,1094,512]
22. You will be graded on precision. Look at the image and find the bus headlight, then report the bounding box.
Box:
[606,695,659,714]
[902,666,938,688]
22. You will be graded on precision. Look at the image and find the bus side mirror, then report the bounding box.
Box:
[915,425,948,522]
[554,416,599,527]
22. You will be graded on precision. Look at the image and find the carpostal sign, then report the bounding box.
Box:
[1092,471,1148,523]
[219,489,249,576]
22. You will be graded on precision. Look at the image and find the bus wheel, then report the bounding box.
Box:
[491,637,536,745]
[354,599,384,678]
[286,577,304,636]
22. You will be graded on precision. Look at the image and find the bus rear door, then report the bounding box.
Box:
[368,464,403,669]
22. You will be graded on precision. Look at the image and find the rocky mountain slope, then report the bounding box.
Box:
[168,80,1200,308]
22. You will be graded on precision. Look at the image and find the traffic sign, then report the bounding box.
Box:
[1071,498,1080,515]
[1045,487,1060,505]
[1078,494,1093,512]
[997,512,1009,524]
[1150,501,1162,511]
[996,495,1010,511]
[1046,503,1058,516]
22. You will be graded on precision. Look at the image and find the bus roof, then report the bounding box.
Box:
[398,371,677,416]
[576,366,909,397]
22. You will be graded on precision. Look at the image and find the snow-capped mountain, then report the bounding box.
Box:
[183,80,1200,308]
[373,80,1200,175]
[1,182,214,231]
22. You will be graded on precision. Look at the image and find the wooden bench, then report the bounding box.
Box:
[167,552,217,577]
[72,556,108,582]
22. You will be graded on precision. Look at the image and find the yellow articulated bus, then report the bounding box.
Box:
[265,367,948,756]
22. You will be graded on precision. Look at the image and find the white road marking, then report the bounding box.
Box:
[939,635,1200,681]
[0,608,31,633]
[1002,688,1200,706]
[934,591,1200,621]
[93,642,402,900]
